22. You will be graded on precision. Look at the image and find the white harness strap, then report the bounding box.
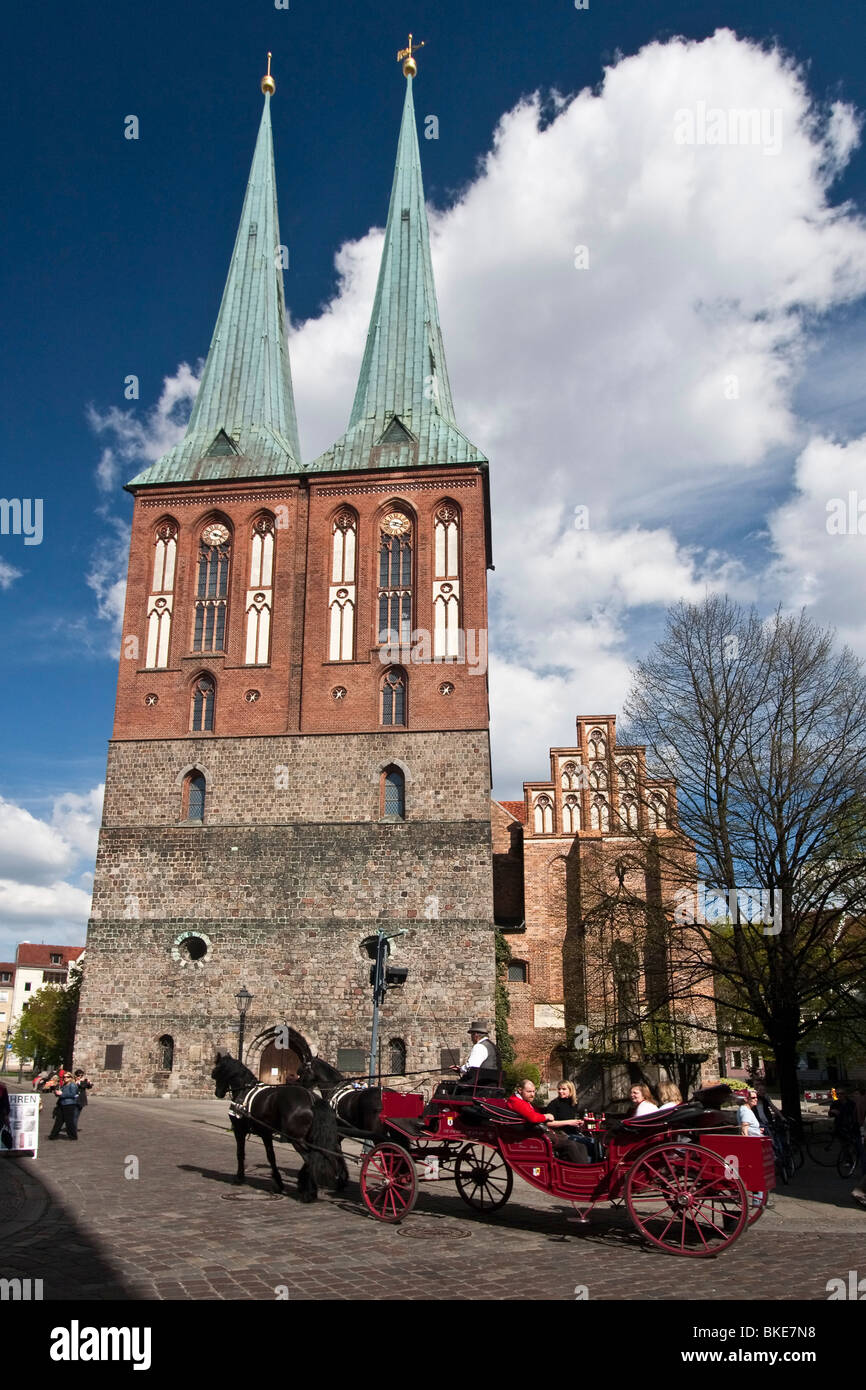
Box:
[229,1083,273,1120]
[329,1081,366,1117]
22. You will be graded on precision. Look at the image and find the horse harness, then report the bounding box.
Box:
[228,1083,274,1122]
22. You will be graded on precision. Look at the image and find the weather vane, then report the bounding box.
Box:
[397,33,425,78]
[261,52,275,96]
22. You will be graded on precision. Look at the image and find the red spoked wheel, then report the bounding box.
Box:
[360,1142,417,1223]
[625,1141,748,1257]
[455,1144,514,1213]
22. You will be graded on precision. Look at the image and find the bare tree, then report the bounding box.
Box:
[621,596,866,1122]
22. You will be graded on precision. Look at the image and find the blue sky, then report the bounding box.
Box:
[2,0,866,953]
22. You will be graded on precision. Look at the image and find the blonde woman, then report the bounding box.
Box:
[629,1083,659,1117]
[657,1083,683,1111]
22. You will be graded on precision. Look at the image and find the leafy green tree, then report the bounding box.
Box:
[11,962,82,1069]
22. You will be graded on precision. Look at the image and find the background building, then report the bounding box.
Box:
[494,715,716,1099]
[1,944,84,1071]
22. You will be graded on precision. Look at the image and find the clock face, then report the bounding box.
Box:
[382,512,411,537]
[202,523,230,547]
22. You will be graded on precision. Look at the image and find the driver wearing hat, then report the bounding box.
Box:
[451,1021,499,1078]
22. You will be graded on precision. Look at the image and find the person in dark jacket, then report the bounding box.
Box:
[47,1077,80,1139]
[542,1081,596,1159]
[73,1069,93,1128]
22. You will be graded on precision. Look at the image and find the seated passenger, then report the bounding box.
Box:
[657,1083,683,1111]
[507,1079,590,1163]
[542,1080,596,1159]
[628,1083,659,1117]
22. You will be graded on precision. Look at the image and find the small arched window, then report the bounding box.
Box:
[590,795,610,832]
[590,762,608,791]
[588,728,606,760]
[620,795,638,830]
[507,960,528,982]
[381,765,406,819]
[158,1035,174,1071]
[185,771,206,822]
[533,794,554,835]
[562,794,581,834]
[381,668,407,727]
[648,794,667,830]
[191,676,215,732]
[618,760,635,789]
[388,1038,407,1077]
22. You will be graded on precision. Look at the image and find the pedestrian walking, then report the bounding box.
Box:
[47,1075,80,1140]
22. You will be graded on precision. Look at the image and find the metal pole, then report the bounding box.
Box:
[238,1010,247,1065]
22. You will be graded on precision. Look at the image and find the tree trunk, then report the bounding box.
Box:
[774,1038,802,1127]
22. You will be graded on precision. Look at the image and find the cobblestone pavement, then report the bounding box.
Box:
[1,1092,863,1301]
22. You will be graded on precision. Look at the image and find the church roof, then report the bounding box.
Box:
[128,92,301,488]
[497,800,527,824]
[308,75,486,474]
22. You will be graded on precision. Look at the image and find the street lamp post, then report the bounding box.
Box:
[235,986,253,1065]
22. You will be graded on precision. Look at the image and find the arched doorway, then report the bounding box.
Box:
[245,1024,313,1084]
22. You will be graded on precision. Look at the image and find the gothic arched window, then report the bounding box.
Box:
[329,510,357,660]
[194,521,231,653]
[381,765,406,818]
[563,794,581,834]
[588,727,606,760]
[590,795,610,832]
[191,675,215,732]
[618,760,635,789]
[158,1035,174,1071]
[648,794,668,830]
[245,516,274,665]
[146,520,178,669]
[620,795,638,830]
[590,762,608,791]
[433,503,460,658]
[533,794,554,835]
[381,668,407,727]
[184,770,206,821]
[378,511,412,647]
[561,760,579,791]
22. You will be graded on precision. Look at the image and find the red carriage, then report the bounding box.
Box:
[355,1082,775,1257]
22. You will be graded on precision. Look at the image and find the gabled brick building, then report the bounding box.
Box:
[75,60,496,1095]
[494,716,716,1094]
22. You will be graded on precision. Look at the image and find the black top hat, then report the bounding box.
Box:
[468,1021,490,1035]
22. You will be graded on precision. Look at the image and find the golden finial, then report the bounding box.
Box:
[397,33,425,78]
[261,52,275,96]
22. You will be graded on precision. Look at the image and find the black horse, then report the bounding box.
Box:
[299,1055,389,1137]
[212,1053,348,1202]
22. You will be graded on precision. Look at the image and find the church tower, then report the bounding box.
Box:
[76,54,496,1094]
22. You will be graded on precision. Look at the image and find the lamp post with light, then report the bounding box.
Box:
[235,986,253,1065]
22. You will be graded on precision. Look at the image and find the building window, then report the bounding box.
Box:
[42,971,67,984]
[381,668,407,727]
[378,511,412,646]
[433,503,460,658]
[561,760,583,791]
[50,953,62,965]
[146,519,178,669]
[647,794,667,830]
[191,676,215,732]
[619,795,638,830]
[590,795,610,832]
[388,1038,407,1076]
[508,960,528,983]
[184,770,206,822]
[193,522,231,653]
[588,727,606,760]
[381,765,406,818]
[329,510,357,660]
[562,795,581,834]
[104,1044,123,1070]
[245,516,274,664]
[533,794,554,834]
[732,1050,742,1069]
[0,972,10,983]
[618,760,635,789]
[158,1035,174,1071]
[24,982,31,992]
[589,762,608,791]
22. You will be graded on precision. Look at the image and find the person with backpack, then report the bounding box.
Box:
[47,1074,80,1140]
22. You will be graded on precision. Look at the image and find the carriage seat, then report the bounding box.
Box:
[603,1102,707,1135]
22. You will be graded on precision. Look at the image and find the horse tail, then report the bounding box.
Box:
[301,1098,345,1198]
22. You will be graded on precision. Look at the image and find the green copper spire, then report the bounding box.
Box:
[308,74,485,473]
[129,87,301,488]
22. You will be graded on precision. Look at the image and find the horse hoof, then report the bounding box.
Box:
[298,1190,317,1204]
[232,1177,245,1186]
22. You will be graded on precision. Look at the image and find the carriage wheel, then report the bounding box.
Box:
[360,1142,417,1223]
[625,1142,748,1257]
[455,1145,514,1213]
